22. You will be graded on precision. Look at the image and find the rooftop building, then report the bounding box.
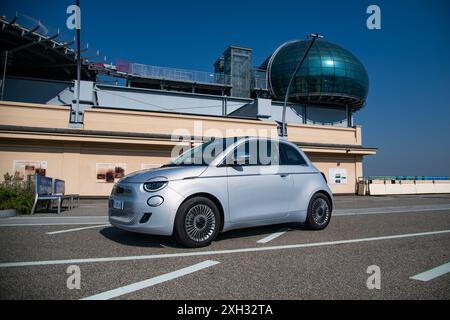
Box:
[0,13,377,195]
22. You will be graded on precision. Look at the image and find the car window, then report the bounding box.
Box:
[167,137,237,166]
[227,139,281,166]
[279,143,308,166]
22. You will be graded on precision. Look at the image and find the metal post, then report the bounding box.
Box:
[281,33,323,138]
[347,105,353,127]
[224,95,228,116]
[303,104,307,124]
[74,0,81,123]
[1,51,8,101]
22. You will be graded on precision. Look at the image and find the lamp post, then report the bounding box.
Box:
[280,33,324,138]
[74,0,81,124]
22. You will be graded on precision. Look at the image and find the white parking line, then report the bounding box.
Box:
[1,229,448,268]
[257,229,288,244]
[410,262,450,282]
[1,216,107,219]
[0,216,108,227]
[46,224,111,235]
[0,222,109,227]
[81,260,220,300]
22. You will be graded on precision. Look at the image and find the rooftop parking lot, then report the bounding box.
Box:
[0,194,449,300]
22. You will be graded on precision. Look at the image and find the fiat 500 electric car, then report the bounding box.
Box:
[109,137,333,247]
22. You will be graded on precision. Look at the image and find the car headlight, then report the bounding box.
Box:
[143,180,168,192]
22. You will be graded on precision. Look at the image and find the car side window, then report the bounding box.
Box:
[279,143,308,166]
[228,140,280,166]
[231,141,258,166]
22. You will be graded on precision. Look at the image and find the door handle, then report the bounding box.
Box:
[280,174,289,178]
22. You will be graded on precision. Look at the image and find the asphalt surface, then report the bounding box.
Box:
[0,194,449,300]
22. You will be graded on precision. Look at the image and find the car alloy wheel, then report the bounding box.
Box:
[184,204,216,242]
[311,197,330,226]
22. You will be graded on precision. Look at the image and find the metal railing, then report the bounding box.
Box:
[129,63,268,90]
[130,63,232,86]
[368,176,450,181]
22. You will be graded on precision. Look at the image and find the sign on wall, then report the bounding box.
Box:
[13,160,47,180]
[329,168,348,184]
[96,163,126,183]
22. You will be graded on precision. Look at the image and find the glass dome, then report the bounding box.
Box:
[264,40,369,108]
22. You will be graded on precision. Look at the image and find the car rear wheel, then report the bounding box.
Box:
[305,193,332,230]
[174,197,221,248]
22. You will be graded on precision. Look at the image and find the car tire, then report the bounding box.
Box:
[305,193,332,230]
[174,197,221,248]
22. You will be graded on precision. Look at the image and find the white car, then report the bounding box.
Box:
[109,137,333,247]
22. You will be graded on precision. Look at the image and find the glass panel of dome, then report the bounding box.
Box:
[322,67,335,76]
[333,60,345,68]
[309,68,321,76]
[333,79,345,92]
[322,59,335,67]
[335,68,345,77]
[308,78,321,92]
[322,76,335,92]
[320,54,333,61]
[309,59,321,68]
[343,55,355,63]
[299,81,308,92]
[346,70,356,79]
[298,68,308,76]
[307,52,320,60]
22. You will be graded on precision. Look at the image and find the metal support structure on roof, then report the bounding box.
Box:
[0,14,97,82]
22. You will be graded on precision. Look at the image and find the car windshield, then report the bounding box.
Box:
[162,137,238,167]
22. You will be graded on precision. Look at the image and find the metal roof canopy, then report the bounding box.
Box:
[0,14,97,81]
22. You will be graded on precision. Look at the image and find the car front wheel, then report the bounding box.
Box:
[174,197,221,248]
[305,193,332,230]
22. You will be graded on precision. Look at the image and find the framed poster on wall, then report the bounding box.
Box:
[13,160,47,180]
[96,163,126,183]
[329,168,348,184]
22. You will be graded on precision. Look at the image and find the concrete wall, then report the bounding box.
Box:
[369,180,450,195]
[309,154,363,195]
[0,101,374,196]
[0,101,70,128]
[0,139,174,196]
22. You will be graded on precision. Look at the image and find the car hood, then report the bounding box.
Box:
[118,166,208,183]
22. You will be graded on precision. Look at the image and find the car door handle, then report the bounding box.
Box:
[280,174,289,178]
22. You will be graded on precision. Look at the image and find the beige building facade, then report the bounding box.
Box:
[0,101,377,196]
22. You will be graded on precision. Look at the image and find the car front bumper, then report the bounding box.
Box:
[108,182,184,236]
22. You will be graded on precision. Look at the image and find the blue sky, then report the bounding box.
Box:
[2,0,450,176]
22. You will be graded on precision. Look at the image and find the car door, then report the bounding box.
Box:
[278,141,314,215]
[226,139,294,223]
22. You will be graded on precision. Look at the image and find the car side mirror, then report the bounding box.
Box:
[232,153,251,166]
